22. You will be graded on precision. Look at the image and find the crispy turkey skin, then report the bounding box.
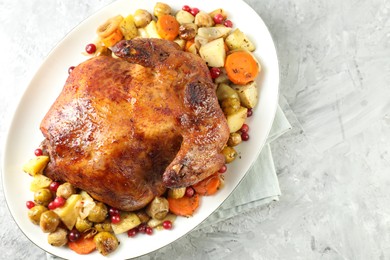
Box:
[40,38,229,211]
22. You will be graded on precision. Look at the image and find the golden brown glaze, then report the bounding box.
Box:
[40,38,229,211]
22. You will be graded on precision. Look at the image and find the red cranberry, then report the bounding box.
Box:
[210,67,221,79]
[218,164,227,173]
[138,223,147,233]
[34,148,43,156]
[162,220,172,230]
[69,229,81,242]
[68,66,75,74]
[240,124,249,133]
[109,208,120,216]
[127,227,138,237]
[111,215,121,224]
[241,132,250,141]
[49,181,60,192]
[26,201,35,209]
[145,226,153,235]
[224,20,233,28]
[213,14,224,24]
[247,108,253,117]
[190,7,200,16]
[48,201,56,210]
[182,5,191,12]
[85,43,96,54]
[53,197,66,208]
[185,186,195,197]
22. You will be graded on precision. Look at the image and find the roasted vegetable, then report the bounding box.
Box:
[222,146,238,163]
[199,38,226,67]
[30,174,52,192]
[53,194,83,230]
[87,202,108,223]
[231,81,258,108]
[221,97,241,116]
[28,205,48,225]
[226,106,248,133]
[179,23,198,40]
[56,182,76,199]
[167,187,186,199]
[40,211,60,233]
[133,9,152,28]
[47,227,68,247]
[147,213,176,228]
[119,14,138,40]
[194,11,214,27]
[175,10,195,24]
[146,197,169,220]
[225,28,255,51]
[94,232,119,256]
[34,188,52,206]
[95,220,113,232]
[228,132,242,147]
[75,217,93,233]
[154,2,171,18]
[197,27,231,41]
[216,83,239,101]
[23,156,49,176]
[111,212,141,234]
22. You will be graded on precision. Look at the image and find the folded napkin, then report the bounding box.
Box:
[47,104,291,259]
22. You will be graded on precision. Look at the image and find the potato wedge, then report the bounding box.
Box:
[23,156,50,176]
[231,81,258,108]
[175,10,195,24]
[199,38,226,67]
[144,20,162,39]
[225,28,255,51]
[119,14,138,40]
[226,106,248,133]
[30,174,52,192]
[197,27,231,41]
[53,194,83,230]
[111,212,141,234]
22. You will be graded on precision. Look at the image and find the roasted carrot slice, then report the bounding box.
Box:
[101,28,123,47]
[192,173,221,196]
[225,51,260,85]
[156,15,180,41]
[68,235,96,255]
[168,193,200,217]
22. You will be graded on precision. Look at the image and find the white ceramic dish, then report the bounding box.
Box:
[1,0,279,259]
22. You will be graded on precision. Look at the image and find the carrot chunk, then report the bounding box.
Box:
[225,51,259,85]
[168,193,200,217]
[68,235,96,255]
[156,15,180,41]
[192,173,221,196]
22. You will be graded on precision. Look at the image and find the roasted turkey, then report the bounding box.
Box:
[40,38,229,211]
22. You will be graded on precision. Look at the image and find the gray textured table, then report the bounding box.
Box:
[1,0,390,259]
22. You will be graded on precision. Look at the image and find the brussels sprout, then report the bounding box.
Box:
[222,146,237,163]
[75,217,93,233]
[94,232,119,256]
[40,211,60,233]
[227,132,242,147]
[146,197,169,220]
[221,98,241,116]
[87,202,108,223]
[34,188,52,206]
[56,182,76,199]
[28,205,48,225]
[47,227,68,247]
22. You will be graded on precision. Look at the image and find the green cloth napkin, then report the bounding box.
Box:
[198,105,291,228]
